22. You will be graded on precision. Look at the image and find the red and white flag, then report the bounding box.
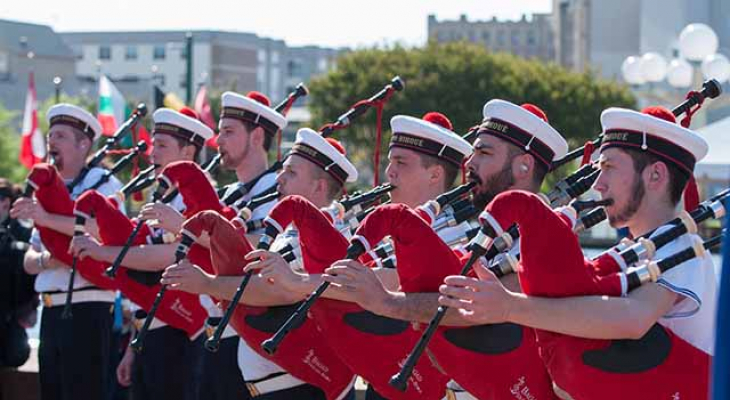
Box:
[194,85,218,148]
[19,72,45,169]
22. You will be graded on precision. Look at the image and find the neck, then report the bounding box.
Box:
[627,201,679,238]
[409,184,445,208]
[511,178,540,194]
[60,159,85,181]
[235,152,268,184]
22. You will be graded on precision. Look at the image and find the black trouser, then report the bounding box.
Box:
[194,335,250,400]
[131,325,196,400]
[254,383,328,400]
[39,302,113,400]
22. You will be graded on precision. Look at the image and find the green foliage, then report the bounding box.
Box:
[0,105,25,183]
[308,42,636,187]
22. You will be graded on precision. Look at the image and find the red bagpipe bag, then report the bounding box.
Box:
[283,198,449,400]
[354,203,556,400]
[156,161,237,273]
[26,164,117,290]
[482,190,710,399]
[181,208,357,400]
[74,190,207,338]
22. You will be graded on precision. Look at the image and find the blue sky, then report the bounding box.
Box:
[1,0,552,48]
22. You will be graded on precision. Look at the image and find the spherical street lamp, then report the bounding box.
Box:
[666,58,693,88]
[701,53,730,83]
[640,52,668,83]
[621,55,645,85]
[678,23,719,62]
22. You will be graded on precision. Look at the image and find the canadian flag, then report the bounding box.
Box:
[19,72,45,169]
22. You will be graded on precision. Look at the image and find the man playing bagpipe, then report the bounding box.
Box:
[323,101,569,399]
[67,107,218,400]
[232,112,478,399]
[162,127,359,399]
[10,104,123,400]
[439,106,717,399]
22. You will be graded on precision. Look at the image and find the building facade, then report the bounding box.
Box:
[60,30,341,107]
[427,13,555,62]
[0,19,77,112]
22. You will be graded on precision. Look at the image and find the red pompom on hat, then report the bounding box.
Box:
[246,91,271,107]
[325,137,346,155]
[642,106,676,123]
[521,103,549,123]
[423,112,453,131]
[179,106,200,120]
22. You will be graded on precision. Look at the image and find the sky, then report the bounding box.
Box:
[0,0,552,48]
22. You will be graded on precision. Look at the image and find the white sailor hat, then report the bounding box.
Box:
[600,106,708,174]
[47,104,103,142]
[220,91,287,135]
[480,99,568,168]
[389,112,473,167]
[291,128,358,183]
[152,108,214,148]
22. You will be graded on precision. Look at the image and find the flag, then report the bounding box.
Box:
[194,85,218,149]
[19,72,45,169]
[98,75,127,136]
[154,85,185,111]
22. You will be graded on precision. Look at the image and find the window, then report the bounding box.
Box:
[271,51,280,64]
[317,58,328,72]
[180,45,188,60]
[511,31,520,46]
[527,31,536,46]
[469,30,477,42]
[153,45,166,60]
[481,31,491,43]
[125,46,137,60]
[99,46,111,60]
[497,31,506,46]
[180,74,187,89]
[258,50,267,64]
[287,60,302,77]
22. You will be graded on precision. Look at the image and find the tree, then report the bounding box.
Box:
[308,42,636,188]
[0,105,25,183]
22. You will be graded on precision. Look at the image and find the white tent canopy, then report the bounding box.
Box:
[696,116,730,181]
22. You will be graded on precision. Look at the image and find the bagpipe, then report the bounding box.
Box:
[123,161,280,349]
[178,210,357,400]
[73,171,209,339]
[256,196,471,400]
[66,103,148,192]
[23,137,149,318]
[471,189,715,399]
[195,77,406,349]
[124,85,311,349]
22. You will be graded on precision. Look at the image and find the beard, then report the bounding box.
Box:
[607,175,645,227]
[470,162,515,210]
[221,140,249,170]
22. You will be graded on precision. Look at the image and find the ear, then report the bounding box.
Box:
[428,163,444,187]
[512,153,535,181]
[646,160,669,191]
[182,144,197,160]
[249,126,265,149]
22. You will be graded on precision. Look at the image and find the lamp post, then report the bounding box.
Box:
[622,23,729,126]
[53,76,62,103]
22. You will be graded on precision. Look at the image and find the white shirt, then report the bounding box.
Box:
[236,225,304,384]
[222,172,278,236]
[33,167,123,292]
[652,225,718,355]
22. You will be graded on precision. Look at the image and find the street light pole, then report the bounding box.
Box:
[185,32,193,105]
[53,76,62,103]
